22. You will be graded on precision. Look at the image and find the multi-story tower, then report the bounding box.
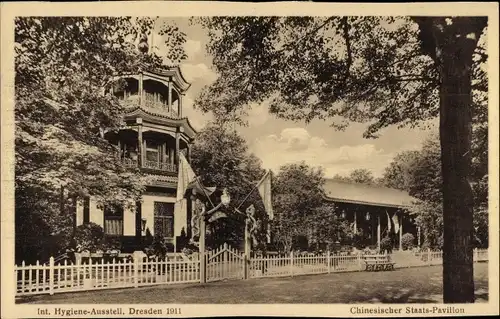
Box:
[75,65,197,253]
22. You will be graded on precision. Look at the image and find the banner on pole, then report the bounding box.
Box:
[386,211,392,234]
[176,152,197,202]
[392,212,400,234]
[257,170,274,220]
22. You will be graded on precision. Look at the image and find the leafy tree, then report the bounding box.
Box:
[271,162,326,253]
[195,16,488,302]
[381,150,420,190]
[333,168,376,185]
[307,203,352,251]
[15,17,187,263]
[382,133,488,250]
[190,123,267,249]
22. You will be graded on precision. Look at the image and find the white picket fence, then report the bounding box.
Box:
[15,247,488,297]
[250,252,366,278]
[16,256,200,297]
[412,248,489,266]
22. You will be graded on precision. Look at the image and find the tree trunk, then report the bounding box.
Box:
[432,18,486,303]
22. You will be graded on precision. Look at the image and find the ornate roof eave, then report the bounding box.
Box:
[322,195,413,210]
[105,65,192,93]
[123,107,197,138]
[143,66,191,92]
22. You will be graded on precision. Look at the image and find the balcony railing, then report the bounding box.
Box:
[118,93,180,118]
[120,157,177,174]
[143,160,177,173]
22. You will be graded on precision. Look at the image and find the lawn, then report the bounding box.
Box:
[19,263,489,304]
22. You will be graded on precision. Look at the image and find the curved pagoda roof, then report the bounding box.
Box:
[323,179,417,209]
[110,64,191,93]
[123,106,197,139]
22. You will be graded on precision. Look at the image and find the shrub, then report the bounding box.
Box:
[144,234,173,259]
[401,233,415,250]
[380,236,393,253]
[74,222,105,252]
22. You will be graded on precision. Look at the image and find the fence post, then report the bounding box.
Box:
[49,257,54,295]
[200,252,206,284]
[134,252,139,288]
[327,251,331,274]
[244,253,249,280]
[427,248,432,265]
[290,251,294,277]
[75,255,80,287]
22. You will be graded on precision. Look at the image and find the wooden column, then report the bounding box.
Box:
[178,93,183,117]
[139,73,144,108]
[168,82,172,112]
[137,118,143,167]
[377,214,381,252]
[354,210,357,235]
[399,213,403,251]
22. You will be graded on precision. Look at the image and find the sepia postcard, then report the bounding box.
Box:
[1,1,499,318]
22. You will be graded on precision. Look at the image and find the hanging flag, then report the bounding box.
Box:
[176,152,197,202]
[257,170,274,220]
[392,212,400,234]
[266,224,271,243]
[353,212,358,235]
[386,211,392,234]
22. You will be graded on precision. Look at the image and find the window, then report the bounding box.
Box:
[154,202,174,238]
[104,204,124,236]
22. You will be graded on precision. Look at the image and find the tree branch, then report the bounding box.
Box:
[342,16,352,81]
[283,17,336,50]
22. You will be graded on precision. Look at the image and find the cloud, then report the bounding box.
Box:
[251,128,397,178]
[180,63,218,84]
[246,102,270,127]
[184,39,202,60]
[181,94,213,131]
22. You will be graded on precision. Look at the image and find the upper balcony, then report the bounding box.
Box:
[107,67,191,120]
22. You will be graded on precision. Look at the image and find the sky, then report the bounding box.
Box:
[153,18,437,178]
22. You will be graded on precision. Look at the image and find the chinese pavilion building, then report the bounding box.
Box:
[322,179,419,251]
[75,65,197,252]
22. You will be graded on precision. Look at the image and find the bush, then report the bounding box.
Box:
[380,236,393,253]
[401,233,415,250]
[74,222,105,252]
[144,234,173,259]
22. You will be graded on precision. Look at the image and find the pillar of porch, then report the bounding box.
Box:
[137,118,143,167]
[139,72,144,108]
[179,93,184,117]
[168,81,173,113]
[377,214,381,252]
[399,213,403,251]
